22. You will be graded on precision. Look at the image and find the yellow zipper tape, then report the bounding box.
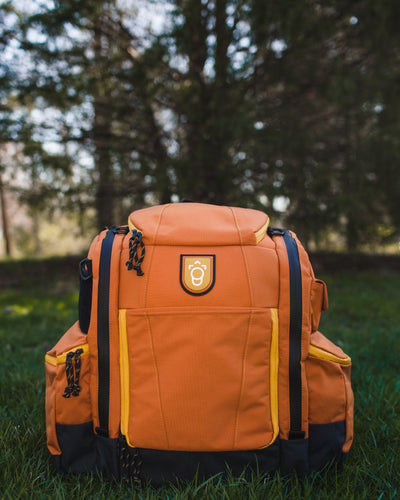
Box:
[119,309,135,446]
[259,307,279,448]
[254,218,270,244]
[308,344,351,365]
[128,219,140,233]
[45,343,89,366]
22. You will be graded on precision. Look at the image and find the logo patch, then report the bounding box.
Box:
[180,255,216,296]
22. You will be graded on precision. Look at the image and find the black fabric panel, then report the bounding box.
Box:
[78,258,92,334]
[308,421,346,471]
[95,434,120,480]
[135,440,280,487]
[280,437,309,476]
[282,230,304,437]
[55,422,96,473]
[97,229,116,437]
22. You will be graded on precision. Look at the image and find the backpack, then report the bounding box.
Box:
[45,202,354,486]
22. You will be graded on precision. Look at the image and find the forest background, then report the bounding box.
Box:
[1,0,400,257]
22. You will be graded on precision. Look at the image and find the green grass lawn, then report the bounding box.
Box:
[0,270,399,499]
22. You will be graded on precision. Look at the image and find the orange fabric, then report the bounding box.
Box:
[45,361,60,455]
[45,321,87,358]
[307,331,354,451]
[45,321,92,454]
[123,308,273,451]
[342,365,354,452]
[129,203,269,246]
[310,331,349,360]
[45,202,353,458]
[311,280,329,332]
[306,357,347,424]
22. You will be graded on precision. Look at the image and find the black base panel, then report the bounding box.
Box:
[51,420,348,485]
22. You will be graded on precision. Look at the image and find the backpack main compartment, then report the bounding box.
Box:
[45,203,354,485]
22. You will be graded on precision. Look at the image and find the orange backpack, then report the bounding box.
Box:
[45,202,353,485]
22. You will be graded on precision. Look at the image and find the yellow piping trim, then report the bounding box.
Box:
[254,217,270,244]
[309,344,351,365]
[259,308,279,448]
[128,219,140,233]
[45,343,89,366]
[119,309,134,446]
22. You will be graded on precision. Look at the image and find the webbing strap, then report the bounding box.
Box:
[269,227,305,439]
[282,231,305,439]
[96,226,129,438]
[96,229,116,437]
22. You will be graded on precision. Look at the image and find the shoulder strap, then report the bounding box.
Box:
[96,226,129,437]
[268,228,305,440]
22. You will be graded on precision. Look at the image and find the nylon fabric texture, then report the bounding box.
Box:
[44,202,354,485]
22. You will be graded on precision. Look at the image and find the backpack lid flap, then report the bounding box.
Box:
[128,203,269,246]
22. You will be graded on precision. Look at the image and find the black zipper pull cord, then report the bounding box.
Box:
[72,348,84,396]
[63,352,75,398]
[126,229,145,276]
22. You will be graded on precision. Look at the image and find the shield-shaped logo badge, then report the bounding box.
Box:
[180,255,216,296]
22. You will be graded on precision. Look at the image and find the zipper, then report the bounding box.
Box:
[96,225,129,438]
[259,307,280,448]
[269,228,305,440]
[45,347,87,398]
[119,309,131,444]
[309,344,351,365]
[45,343,89,366]
[119,307,280,450]
[254,218,270,244]
[282,230,304,440]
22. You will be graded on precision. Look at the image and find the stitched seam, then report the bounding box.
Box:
[230,207,254,307]
[143,204,170,308]
[233,310,254,449]
[144,312,170,449]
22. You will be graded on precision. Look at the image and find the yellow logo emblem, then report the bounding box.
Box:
[180,255,216,296]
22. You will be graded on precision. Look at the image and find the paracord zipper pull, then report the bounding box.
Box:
[126,229,145,276]
[72,348,84,396]
[62,351,75,398]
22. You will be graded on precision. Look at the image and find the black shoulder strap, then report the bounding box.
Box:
[96,226,129,438]
[96,228,116,437]
[78,258,93,334]
[269,228,305,440]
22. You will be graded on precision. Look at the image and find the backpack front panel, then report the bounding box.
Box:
[118,235,280,452]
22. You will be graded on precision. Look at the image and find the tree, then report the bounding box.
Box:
[4,0,400,250]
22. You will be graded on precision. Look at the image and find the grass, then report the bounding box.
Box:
[0,268,399,499]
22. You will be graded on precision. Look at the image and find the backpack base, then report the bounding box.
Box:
[51,421,347,486]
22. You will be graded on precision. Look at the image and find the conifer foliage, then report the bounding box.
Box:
[1,0,399,249]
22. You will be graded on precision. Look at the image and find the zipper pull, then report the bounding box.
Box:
[62,351,75,398]
[72,348,84,396]
[126,229,145,276]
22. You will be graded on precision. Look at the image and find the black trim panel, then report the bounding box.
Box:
[96,229,116,437]
[282,231,304,439]
[51,422,348,482]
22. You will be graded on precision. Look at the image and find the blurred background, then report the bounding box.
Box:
[1,0,400,258]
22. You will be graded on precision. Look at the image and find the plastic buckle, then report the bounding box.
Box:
[106,225,129,235]
[267,227,285,237]
[79,258,93,281]
[289,430,306,440]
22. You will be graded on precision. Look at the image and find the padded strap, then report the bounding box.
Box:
[268,227,305,439]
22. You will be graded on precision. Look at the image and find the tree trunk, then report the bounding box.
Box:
[0,174,13,256]
[93,16,115,230]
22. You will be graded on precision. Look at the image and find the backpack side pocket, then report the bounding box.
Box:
[306,331,354,469]
[45,321,94,472]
